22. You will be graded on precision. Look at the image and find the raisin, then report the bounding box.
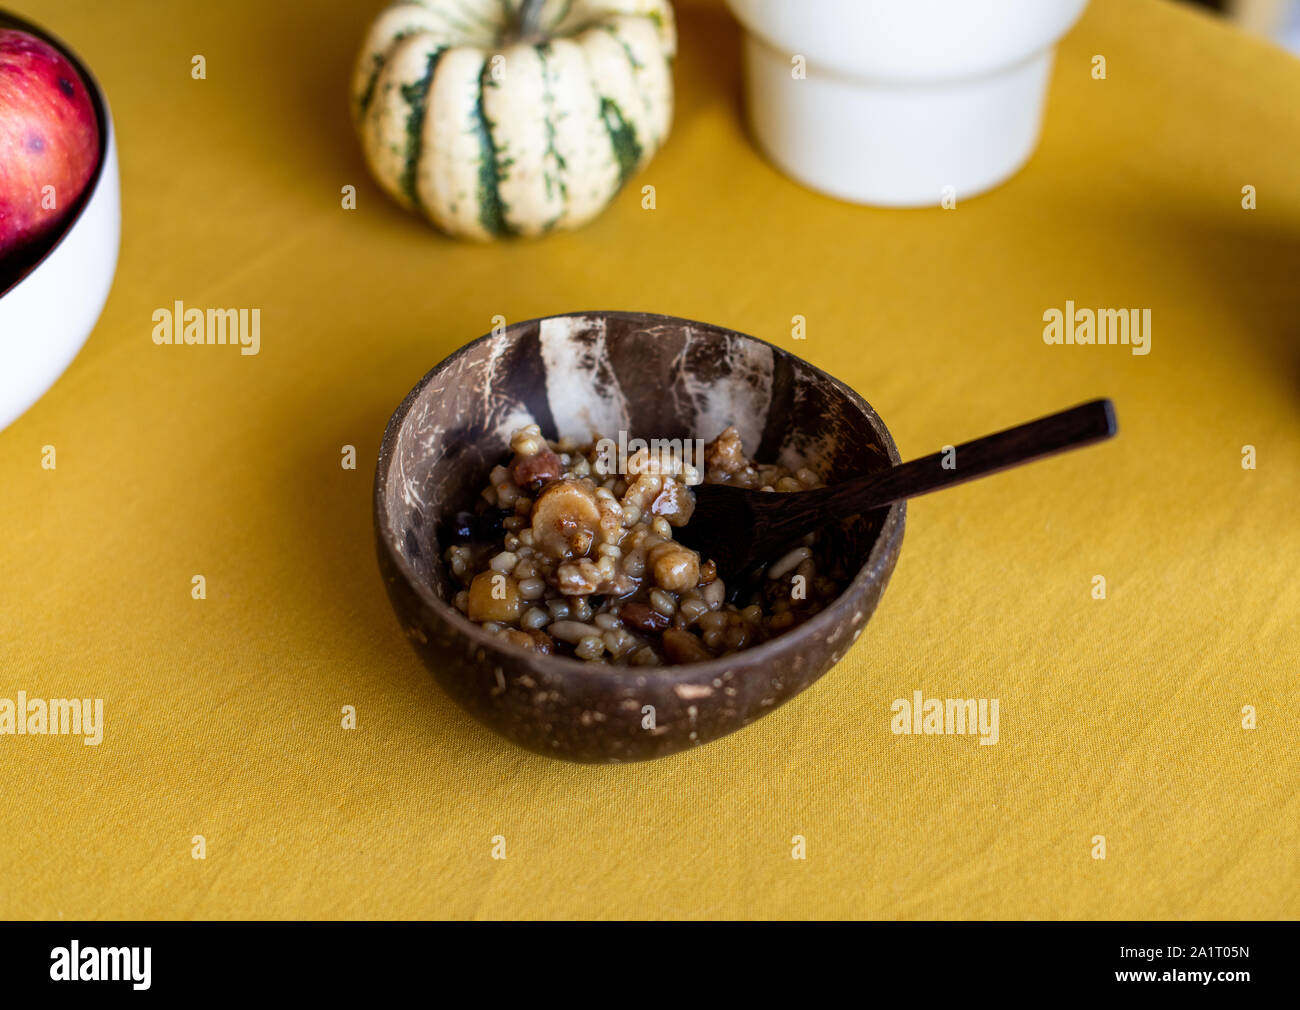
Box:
[620,602,669,634]
[447,508,510,544]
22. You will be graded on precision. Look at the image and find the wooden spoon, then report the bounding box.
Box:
[676,398,1118,586]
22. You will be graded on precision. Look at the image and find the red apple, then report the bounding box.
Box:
[0,28,100,262]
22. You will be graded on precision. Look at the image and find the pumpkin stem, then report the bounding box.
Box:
[517,0,547,40]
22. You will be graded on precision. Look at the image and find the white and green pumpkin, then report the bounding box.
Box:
[352,0,676,240]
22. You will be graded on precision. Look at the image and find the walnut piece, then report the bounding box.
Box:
[648,541,700,592]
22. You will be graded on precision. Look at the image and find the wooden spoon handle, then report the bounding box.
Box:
[814,398,1118,518]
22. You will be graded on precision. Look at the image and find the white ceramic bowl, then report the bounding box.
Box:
[726,0,1089,207]
[0,12,119,432]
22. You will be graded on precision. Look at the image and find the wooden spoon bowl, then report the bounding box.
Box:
[374,311,905,763]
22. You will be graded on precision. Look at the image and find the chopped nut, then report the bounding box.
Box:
[649,542,700,593]
[704,426,745,479]
[509,423,545,456]
[651,478,695,526]
[556,559,601,596]
[621,472,663,520]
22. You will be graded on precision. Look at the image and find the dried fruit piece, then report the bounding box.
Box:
[466,570,521,623]
[530,479,601,559]
[525,629,556,654]
[510,448,562,491]
[447,508,510,544]
[662,628,712,664]
[620,602,669,634]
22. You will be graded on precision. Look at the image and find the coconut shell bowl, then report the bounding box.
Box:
[373,311,906,763]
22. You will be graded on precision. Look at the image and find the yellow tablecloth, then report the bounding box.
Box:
[2,0,1297,920]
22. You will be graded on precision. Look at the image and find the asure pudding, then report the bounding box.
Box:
[445,424,846,666]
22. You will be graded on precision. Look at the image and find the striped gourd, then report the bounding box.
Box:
[352,0,676,240]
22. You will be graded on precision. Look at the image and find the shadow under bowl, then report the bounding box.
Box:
[374,311,905,763]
